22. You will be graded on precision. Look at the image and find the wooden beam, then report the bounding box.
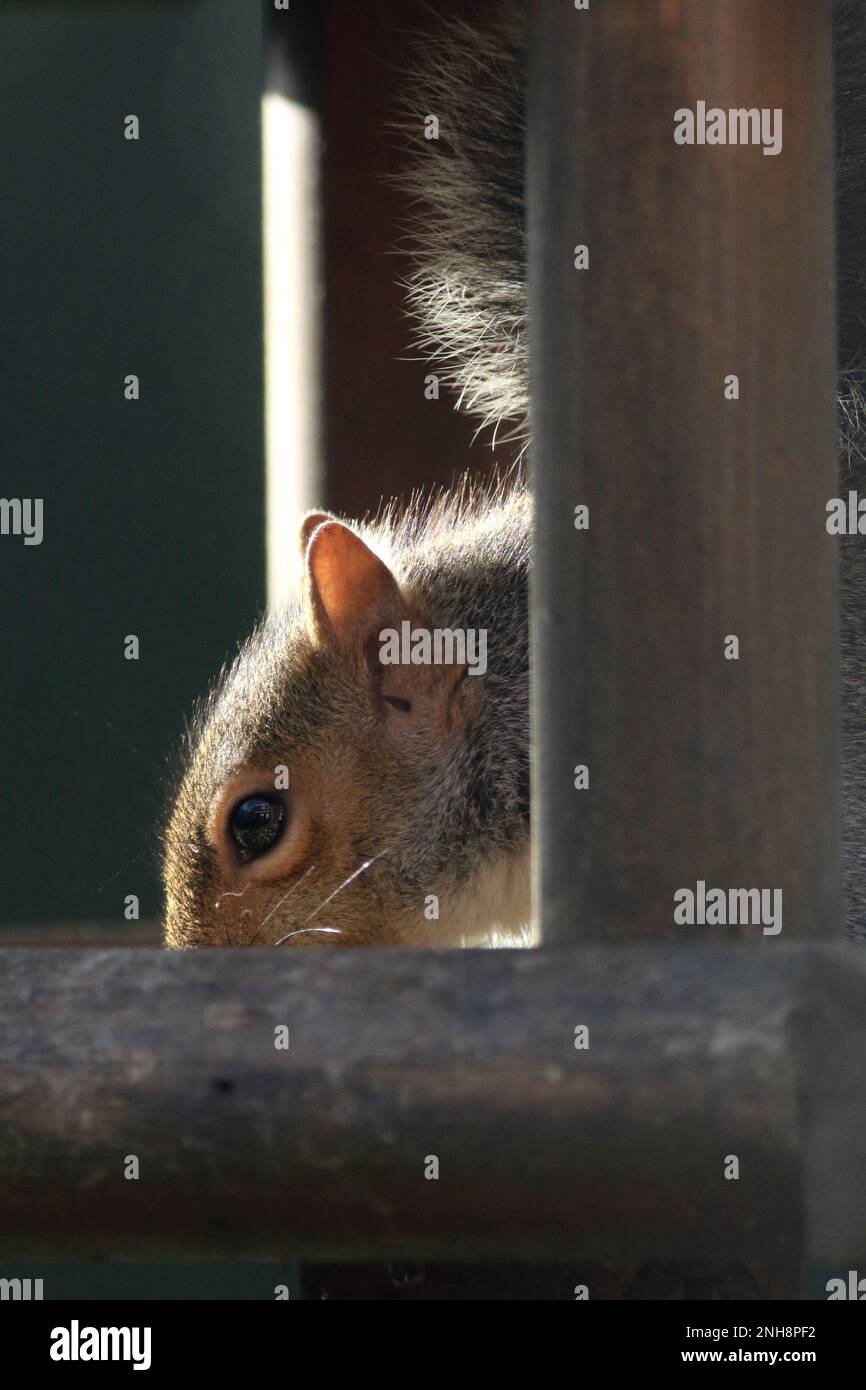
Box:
[0,921,161,948]
[0,944,862,1295]
[528,0,839,941]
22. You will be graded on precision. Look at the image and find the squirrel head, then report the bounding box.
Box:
[162,512,486,949]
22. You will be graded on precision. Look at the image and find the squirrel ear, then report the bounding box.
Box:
[304,520,403,644]
[299,511,333,557]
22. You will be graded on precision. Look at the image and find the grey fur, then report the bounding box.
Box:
[166,1,866,946]
[163,480,531,947]
[396,7,527,455]
[398,1,866,938]
[400,1,866,461]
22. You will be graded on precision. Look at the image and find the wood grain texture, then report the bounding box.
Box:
[3,942,863,1294]
[0,921,161,948]
[529,0,840,941]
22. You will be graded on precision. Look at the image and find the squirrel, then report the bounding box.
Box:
[164,0,866,949]
[163,483,531,948]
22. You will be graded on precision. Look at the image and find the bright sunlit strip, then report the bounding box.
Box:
[262,91,321,608]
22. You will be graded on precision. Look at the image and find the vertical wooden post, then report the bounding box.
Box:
[528,0,839,945]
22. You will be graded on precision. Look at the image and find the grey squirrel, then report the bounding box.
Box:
[163,0,866,948]
[163,483,531,947]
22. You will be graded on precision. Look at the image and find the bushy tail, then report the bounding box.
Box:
[396,3,527,456]
[400,0,866,460]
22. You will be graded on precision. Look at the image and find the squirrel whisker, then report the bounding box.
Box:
[272,853,387,947]
[214,886,250,909]
[247,863,319,947]
[213,882,253,946]
[268,925,345,945]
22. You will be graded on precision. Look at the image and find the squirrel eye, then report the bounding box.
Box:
[229,794,287,861]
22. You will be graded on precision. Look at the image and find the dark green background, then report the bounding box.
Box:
[0,0,266,927]
[0,0,305,1300]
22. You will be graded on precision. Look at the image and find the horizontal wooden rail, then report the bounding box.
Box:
[0,921,162,948]
[0,944,863,1296]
